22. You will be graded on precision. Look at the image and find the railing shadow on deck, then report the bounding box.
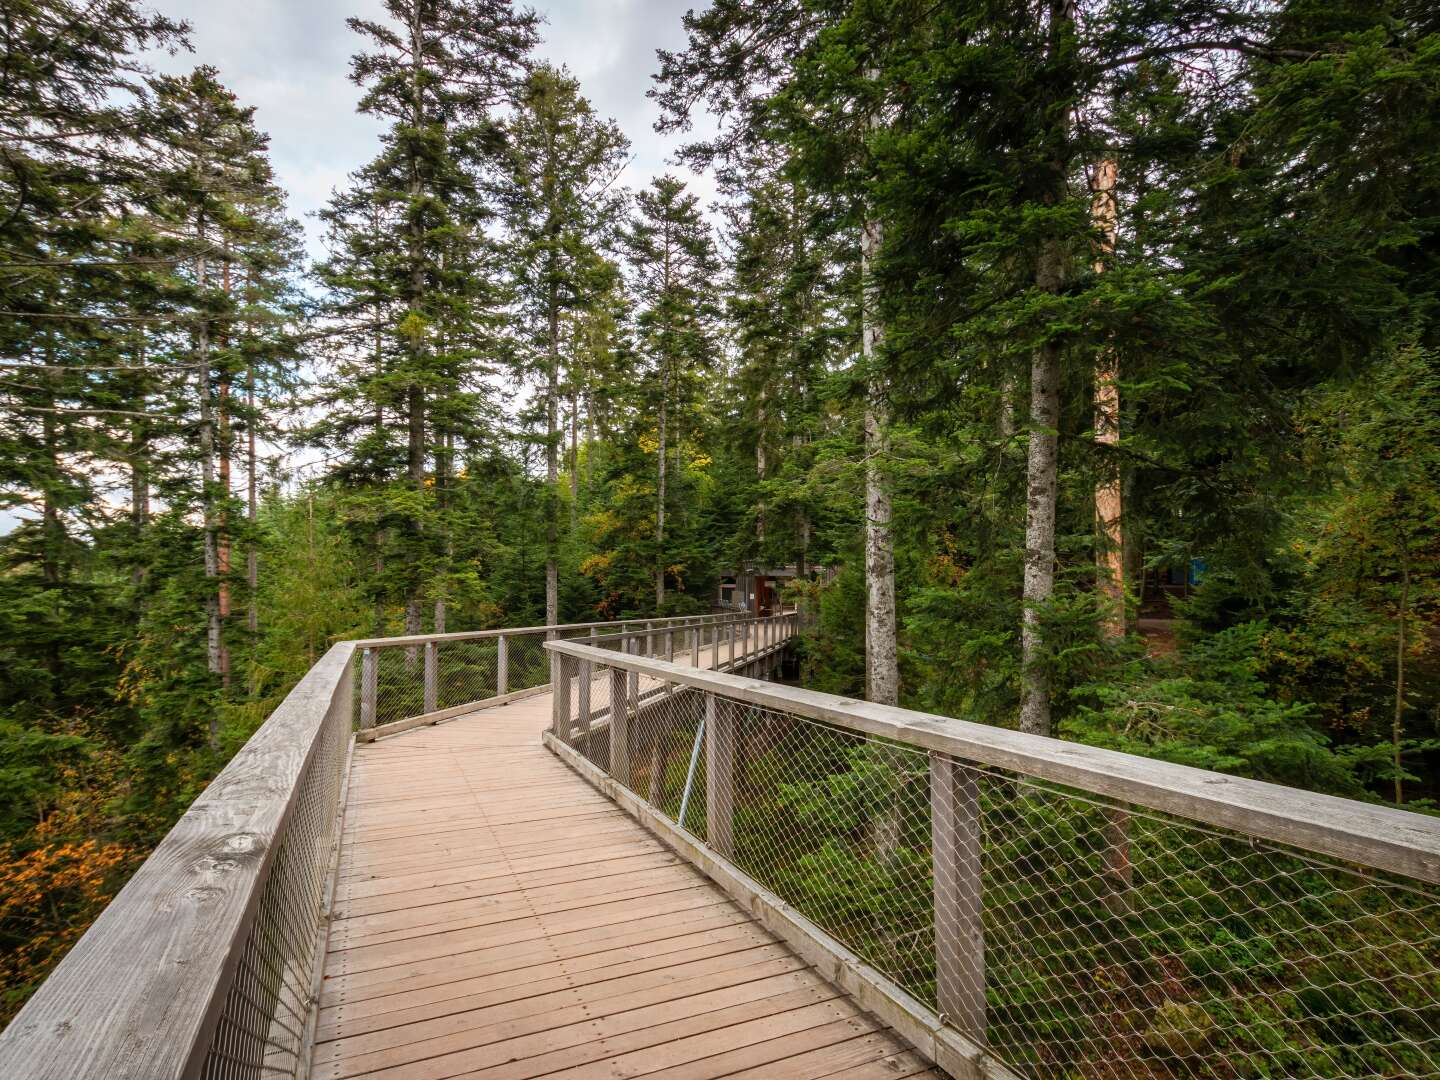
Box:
[0,610,787,1080]
[542,637,1440,1080]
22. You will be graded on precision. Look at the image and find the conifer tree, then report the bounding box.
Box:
[498,64,628,625]
[621,176,720,611]
[339,0,538,635]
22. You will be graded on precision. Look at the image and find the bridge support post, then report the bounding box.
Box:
[691,625,700,666]
[729,620,737,668]
[931,751,986,1041]
[360,647,377,734]
[496,634,508,696]
[705,695,735,857]
[610,662,630,787]
[423,641,438,715]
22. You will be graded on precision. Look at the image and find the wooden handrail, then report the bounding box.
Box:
[0,641,358,1079]
[545,633,1440,885]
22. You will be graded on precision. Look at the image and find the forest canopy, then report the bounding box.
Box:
[0,0,1437,1026]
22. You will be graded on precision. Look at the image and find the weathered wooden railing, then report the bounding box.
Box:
[544,639,1440,1080]
[0,610,793,1080]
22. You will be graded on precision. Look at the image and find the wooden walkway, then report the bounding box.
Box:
[314,642,938,1080]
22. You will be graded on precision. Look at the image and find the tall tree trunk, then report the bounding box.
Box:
[130,341,150,589]
[1394,538,1410,805]
[195,214,225,726]
[403,3,427,643]
[862,213,898,707]
[546,288,560,628]
[216,260,232,690]
[246,358,258,636]
[1091,158,1124,639]
[569,385,579,532]
[1019,241,1064,737]
[1018,0,1075,739]
[655,371,668,611]
[756,390,767,548]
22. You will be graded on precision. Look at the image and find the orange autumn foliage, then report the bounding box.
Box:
[0,839,142,1024]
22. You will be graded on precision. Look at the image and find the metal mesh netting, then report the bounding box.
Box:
[357,616,770,734]
[200,656,353,1079]
[552,660,1440,1080]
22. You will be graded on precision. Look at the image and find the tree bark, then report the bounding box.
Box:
[1394,538,1410,805]
[655,372,668,611]
[1018,0,1075,738]
[404,2,427,643]
[1091,158,1124,639]
[1019,241,1064,737]
[862,213,898,707]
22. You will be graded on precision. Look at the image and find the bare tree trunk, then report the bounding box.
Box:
[862,213,898,707]
[216,260,232,690]
[1018,0,1075,739]
[404,3,427,644]
[1019,240,1064,737]
[569,385,579,532]
[655,369,668,611]
[546,299,560,628]
[1091,158,1124,639]
[195,217,224,720]
[246,358,258,635]
[130,341,150,589]
[1394,539,1410,805]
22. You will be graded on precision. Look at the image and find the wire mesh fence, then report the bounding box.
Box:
[549,650,1440,1080]
[356,613,791,735]
[201,658,353,1079]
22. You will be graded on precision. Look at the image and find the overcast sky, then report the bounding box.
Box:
[147,0,718,263]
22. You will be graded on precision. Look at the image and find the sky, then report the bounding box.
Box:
[147,0,718,263]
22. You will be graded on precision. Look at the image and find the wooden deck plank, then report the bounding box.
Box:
[313,649,919,1080]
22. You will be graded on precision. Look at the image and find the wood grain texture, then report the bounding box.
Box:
[0,641,358,1080]
[314,662,916,1080]
[548,631,1440,883]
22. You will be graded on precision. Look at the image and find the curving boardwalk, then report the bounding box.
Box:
[314,643,938,1080]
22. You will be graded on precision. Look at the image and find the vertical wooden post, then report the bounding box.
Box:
[554,653,572,742]
[691,625,701,666]
[1102,806,1134,915]
[646,621,655,658]
[705,695,735,857]
[496,634,508,697]
[577,656,593,747]
[666,628,675,662]
[360,647,377,735]
[628,635,640,705]
[610,662,630,787]
[729,620,737,667]
[423,640,438,715]
[931,750,986,1039]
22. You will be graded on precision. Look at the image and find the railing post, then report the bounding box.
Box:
[691,624,701,666]
[360,647,377,734]
[729,619,737,667]
[554,652,573,742]
[496,634,508,696]
[666,627,675,663]
[931,750,986,1040]
[577,654,593,747]
[610,660,630,787]
[423,640,438,715]
[705,695,735,857]
[628,634,641,705]
[646,621,655,657]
